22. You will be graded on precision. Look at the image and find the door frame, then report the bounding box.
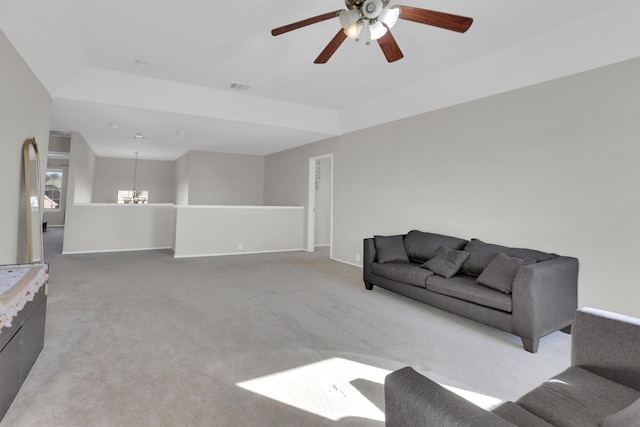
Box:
[307,154,334,254]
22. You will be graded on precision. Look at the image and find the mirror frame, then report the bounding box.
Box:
[23,137,44,263]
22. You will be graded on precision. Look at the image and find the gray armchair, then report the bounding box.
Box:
[385,307,640,426]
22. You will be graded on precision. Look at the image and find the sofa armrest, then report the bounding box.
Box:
[385,367,514,427]
[363,238,377,285]
[572,307,640,391]
[511,256,578,346]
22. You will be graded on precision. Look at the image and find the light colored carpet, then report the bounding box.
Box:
[2,227,571,426]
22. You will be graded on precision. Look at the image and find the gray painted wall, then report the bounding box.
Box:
[87,150,264,206]
[93,157,175,203]
[264,58,640,318]
[83,150,264,206]
[186,151,264,206]
[174,153,189,205]
[49,136,70,153]
[0,30,51,264]
[66,133,96,205]
[62,133,96,254]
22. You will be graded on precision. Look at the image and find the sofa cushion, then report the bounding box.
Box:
[599,398,640,427]
[403,230,468,263]
[374,235,410,264]
[461,239,558,277]
[476,252,527,294]
[491,401,554,427]
[371,262,433,288]
[421,246,470,279]
[516,367,640,427]
[426,274,512,313]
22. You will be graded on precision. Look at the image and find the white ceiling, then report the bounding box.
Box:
[1,0,638,160]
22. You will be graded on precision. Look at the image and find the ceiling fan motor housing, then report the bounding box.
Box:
[344,0,364,10]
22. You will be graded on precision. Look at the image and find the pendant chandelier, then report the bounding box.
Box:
[122,152,146,204]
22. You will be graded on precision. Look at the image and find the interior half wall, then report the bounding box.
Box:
[264,58,640,318]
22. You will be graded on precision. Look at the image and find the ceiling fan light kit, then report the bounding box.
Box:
[271,0,473,63]
[368,21,387,41]
[339,9,360,31]
[379,7,400,28]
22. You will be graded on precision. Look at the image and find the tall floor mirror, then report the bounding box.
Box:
[24,137,44,263]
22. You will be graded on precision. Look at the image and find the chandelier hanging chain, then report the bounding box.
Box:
[133,151,139,197]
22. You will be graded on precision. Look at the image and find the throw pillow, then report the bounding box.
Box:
[403,230,468,263]
[374,235,410,264]
[476,252,526,294]
[421,246,470,278]
[461,239,555,276]
[599,398,640,427]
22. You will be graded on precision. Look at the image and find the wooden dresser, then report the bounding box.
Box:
[0,263,48,420]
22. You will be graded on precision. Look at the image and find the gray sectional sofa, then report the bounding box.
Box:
[363,230,579,352]
[385,307,640,426]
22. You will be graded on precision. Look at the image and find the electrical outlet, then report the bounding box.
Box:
[355,253,361,262]
[239,243,243,250]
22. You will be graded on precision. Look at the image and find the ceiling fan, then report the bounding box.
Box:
[271,0,473,64]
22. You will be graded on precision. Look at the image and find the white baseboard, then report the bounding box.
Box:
[173,248,305,259]
[330,256,363,269]
[62,247,173,255]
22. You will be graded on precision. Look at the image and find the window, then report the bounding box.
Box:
[117,190,149,204]
[44,169,63,210]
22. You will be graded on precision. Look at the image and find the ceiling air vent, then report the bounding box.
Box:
[229,82,251,91]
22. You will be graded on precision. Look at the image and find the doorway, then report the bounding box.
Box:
[307,154,333,256]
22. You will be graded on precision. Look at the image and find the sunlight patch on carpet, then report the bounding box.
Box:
[442,384,504,410]
[236,357,389,422]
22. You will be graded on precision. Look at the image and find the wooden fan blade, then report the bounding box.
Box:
[271,10,342,36]
[377,29,404,62]
[397,5,473,33]
[314,30,347,64]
